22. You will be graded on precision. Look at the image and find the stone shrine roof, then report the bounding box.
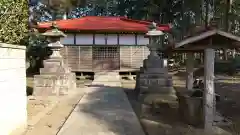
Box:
[42,22,67,37]
[37,16,170,33]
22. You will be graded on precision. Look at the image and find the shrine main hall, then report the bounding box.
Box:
[37,16,170,73]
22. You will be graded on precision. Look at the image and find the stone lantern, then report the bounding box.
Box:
[135,22,176,116]
[146,22,164,57]
[33,22,76,96]
[42,22,66,59]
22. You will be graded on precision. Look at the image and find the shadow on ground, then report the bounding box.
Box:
[124,87,197,135]
[59,84,145,135]
[68,83,202,135]
[27,86,33,96]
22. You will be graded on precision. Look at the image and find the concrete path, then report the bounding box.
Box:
[57,72,145,135]
[92,72,122,86]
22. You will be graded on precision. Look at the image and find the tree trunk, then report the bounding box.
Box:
[223,0,231,60]
[205,0,209,28]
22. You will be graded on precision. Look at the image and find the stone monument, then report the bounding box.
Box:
[33,22,77,96]
[135,22,176,115]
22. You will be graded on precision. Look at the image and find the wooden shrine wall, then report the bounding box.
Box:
[60,46,93,71]
[60,45,150,72]
[120,46,149,71]
[59,33,150,72]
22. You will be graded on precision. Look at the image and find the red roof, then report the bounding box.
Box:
[37,16,170,33]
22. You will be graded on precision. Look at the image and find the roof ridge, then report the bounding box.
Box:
[83,16,122,19]
[120,17,170,28]
[120,17,150,25]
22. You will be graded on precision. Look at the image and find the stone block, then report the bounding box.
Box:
[177,91,203,127]
[138,93,177,117]
[139,76,172,86]
[39,66,70,74]
[33,86,68,96]
[139,86,176,95]
[34,75,57,87]
[43,59,66,68]
[138,93,177,104]
[33,71,76,96]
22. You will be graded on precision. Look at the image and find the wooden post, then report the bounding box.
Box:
[186,52,194,90]
[203,48,215,132]
[232,49,236,58]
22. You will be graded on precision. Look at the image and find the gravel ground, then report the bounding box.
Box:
[27,96,59,123]
[25,77,90,135]
[24,90,85,135]
[26,77,92,121]
[121,73,240,135]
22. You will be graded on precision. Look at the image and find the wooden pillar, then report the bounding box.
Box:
[186,52,194,90]
[203,48,215,132]
[232,49,236,58]
[163,59,168,68]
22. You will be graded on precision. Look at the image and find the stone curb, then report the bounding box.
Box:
[55,92,86,135]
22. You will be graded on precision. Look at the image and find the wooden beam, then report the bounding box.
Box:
[186,52,194,90]
[93,33,95,45]
[117,34,120,45]
[105,33,107,45]
[203,48,215,132]
[73,34,76,45]
[135,34,138,45]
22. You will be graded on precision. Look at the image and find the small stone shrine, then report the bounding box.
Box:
[135,22,176,114]
[33,22,76,96]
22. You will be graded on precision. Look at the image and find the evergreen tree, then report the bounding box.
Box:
[0,0,28,44]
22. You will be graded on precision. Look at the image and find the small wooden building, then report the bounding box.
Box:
[37,16,170,73]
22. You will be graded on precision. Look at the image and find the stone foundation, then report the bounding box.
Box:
[33,58,76,96]
[135,55,177,115]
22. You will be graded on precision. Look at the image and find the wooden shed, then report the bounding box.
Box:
[37,16,170,73]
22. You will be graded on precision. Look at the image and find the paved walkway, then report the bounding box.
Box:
[57,72,145,135]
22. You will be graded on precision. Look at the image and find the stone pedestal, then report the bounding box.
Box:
[177,91,203,127]
[135,54,177,116]
[33,58,76,96]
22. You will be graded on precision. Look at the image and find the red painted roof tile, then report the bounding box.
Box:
[37,16,170,32]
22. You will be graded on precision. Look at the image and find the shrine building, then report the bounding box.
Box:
[37,16,170,74]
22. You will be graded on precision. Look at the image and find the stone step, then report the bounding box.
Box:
[138,71,171,77]
[143,68,168,73]
[40,67,71,74]
[138,93,177,105]
[34,73,76,79]
[92,72,121,87]
[94,74,120,81]
[33,86,69,96]
[139,78,173,86]
[139,86,176,94]
[43,60,63,68]
[34,74,76,88]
